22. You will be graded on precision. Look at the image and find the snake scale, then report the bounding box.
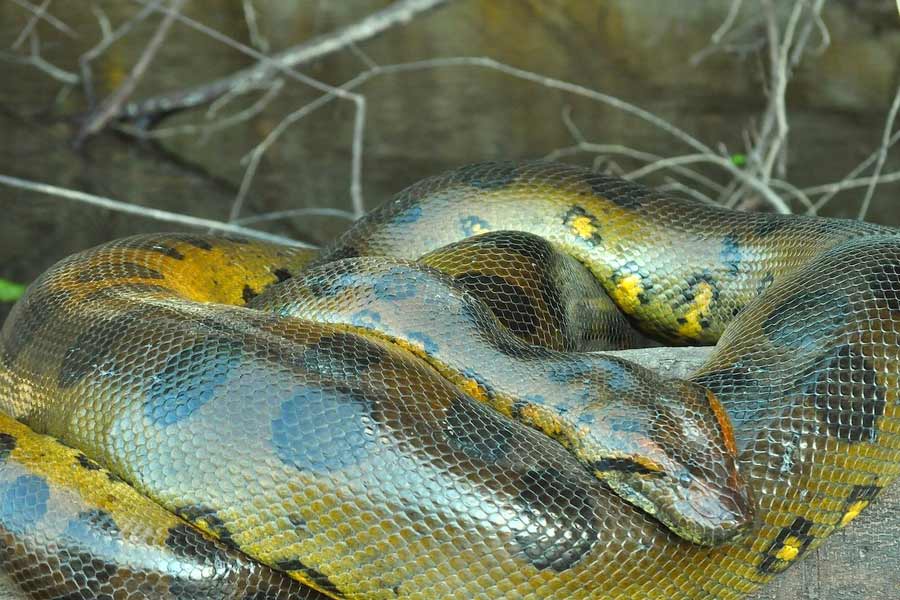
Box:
[1,160,899,599]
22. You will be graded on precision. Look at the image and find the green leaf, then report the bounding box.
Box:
[730,153,747,167]
[0,278,26,302]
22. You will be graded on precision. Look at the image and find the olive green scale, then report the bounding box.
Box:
[0,160,898,599]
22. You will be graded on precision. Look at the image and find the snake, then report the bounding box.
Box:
[0,160,899,599]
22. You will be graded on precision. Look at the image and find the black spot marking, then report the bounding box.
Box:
[676,272,720,308]
[302,332,388,379]
[756,272,775,296]
[800,344,886,443]
[243,284,258,304]
[77,261,164,282]
[510,469,598,571]
[182,237,214,251]
[593,458,659,475]
[174,505,236,546]
[75,452,102,471]
[721,233,742,276]
[117,238,185,260]
[0,434,15,463]
[848,484,881,504]
[454,272,540,337]
[443,396,514,465]
[758,516,814,574]
[588,174,649,208]
[58,308,146,388]
[273,268,293,283]
[274,559,341,596]
[866,262,900,312]
[455,162,519,190]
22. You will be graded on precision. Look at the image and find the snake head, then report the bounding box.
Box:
[579,379,753,546]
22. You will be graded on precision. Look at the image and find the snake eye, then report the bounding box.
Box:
[679,472,693,488]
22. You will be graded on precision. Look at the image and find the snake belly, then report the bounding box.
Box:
[1,160,899,599]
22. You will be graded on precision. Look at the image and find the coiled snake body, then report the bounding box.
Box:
[1,161,899,598]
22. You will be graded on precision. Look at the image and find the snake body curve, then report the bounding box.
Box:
[1,160,899,598]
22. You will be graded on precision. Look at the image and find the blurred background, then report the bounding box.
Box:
[0,2,899,598]
[1,1,898,322]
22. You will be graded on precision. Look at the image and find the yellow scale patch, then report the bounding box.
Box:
[571,215,599,241]
[612,274,644,315]
[677,281,714,339]
[774,536,804,562]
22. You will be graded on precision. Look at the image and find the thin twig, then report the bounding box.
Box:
[75,0,186,145]
[242,0,269,53]
[80,2,162,110]
[711,0,744,44]
[9,0,77,39]
[10,0,51,50]
[131,1,368,222]
[122,0,451,122]
[0,173,313,248]
[235,207,357,225]
[0,32,78,84]
[857,83,900,219]
[117,79,284,140]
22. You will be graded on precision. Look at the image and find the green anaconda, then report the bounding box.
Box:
[0,160,898,599]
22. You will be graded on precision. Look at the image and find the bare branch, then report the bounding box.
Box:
[10,0,51,50]
[235,208,357,226]
[0,31,78,85]
[809,128,900,213]
[242,0,269,53]
[9,0,77,39]
[122,0,452,122]
[0,173,313,248]
[80,2,162,110]
[858,84,900,220]
[75,0,186,145]
[129,1,369,222]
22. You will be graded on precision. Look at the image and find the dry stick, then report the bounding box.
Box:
[807,128,900,212]
[857,84,900,220]
[79,2,162,110]
[121,0,452,121]
[9,0,77,39]
[75,0,185,146]
[0,174,314,248]
[10,0,51,50]
[804,171,900,197]
[133,1,370,221]
[0,32,78,84]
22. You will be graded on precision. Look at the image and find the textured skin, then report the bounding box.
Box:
[1,160,900,598]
